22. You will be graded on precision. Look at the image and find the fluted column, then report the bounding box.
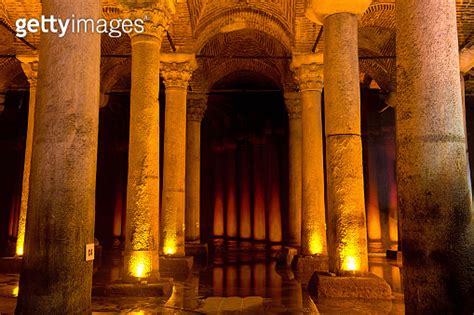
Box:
[284,92,302,247]
[161,54,197,257]
[123,5,174,281]
[306,1,370,274]
[185,93,207,243]
[15,55,38,257]
[291,54,327,256]
[396,1,474,312]
[15,0,100,312]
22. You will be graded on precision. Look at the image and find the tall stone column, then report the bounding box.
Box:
[213,145,225,237]
[15,0,100,312]
[123,5,174,281]
[306,1,371,274]
[284,92,302,248]
[251,136,267,241]
[15,55,38,257]
[185,93,207,243]
[224,141,238,238]
[291,54,327,256]
[238,143,252,239]
[161,54,197,257]
[396,0,474,312]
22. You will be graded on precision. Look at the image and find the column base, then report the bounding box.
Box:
[0,257,22,273]
[159,256,194,275]
[92,278,173,298]
[308,272,392,299]
[294,255,329,286]
[276,246,299,268]
[185,242,208,267]
[368,241,385,253]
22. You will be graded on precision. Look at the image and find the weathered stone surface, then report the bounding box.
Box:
[324,12,369,275]
[396,0,474,313]
[159,256,194,274]
[294,255,329,286]
[15,0,100,312]
[308,272,392,300]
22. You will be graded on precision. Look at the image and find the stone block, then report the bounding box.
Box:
[308,272,392,300]
[159,256,194,274]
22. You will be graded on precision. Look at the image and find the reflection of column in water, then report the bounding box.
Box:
[213,267,224,296]
[253,263,266,297]
[267,262,282,303]
[285,280,303,311]
[239,264,252,296]
[183,275,200,310]
[226,265,238,296]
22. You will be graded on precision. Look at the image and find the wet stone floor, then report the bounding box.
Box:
[0,241,404,314]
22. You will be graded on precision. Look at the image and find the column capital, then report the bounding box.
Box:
[121,1,176,38]
[187,93,208,122]
[291,54,324,92]
[17,55,39,88]
[284,92,301,119]
[306,0,372,25]
[161,54,198,89]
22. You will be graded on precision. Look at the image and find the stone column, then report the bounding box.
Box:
[123,6,174,281]
[396,0,474,312]
[284,92,302,248]
[185,93,207,243]
[161,54,197,257]
[15,55,38,257]
[251,136,267,241]
[291,54,327,256]
[224,141,238,238]
[0,93,5,113]
[306,1,371,274]
[213,145,225,237]
[238,143,252,239]
[15,0,100,312]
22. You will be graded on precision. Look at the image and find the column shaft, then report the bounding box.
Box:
[16,0,100,311]
[161,55,196,257]
[324,13,368,274]
[238,144,252,239]
[15,57,37,257]
[185,97,206,242]
[396,1,474,312]
[225,143,238,238]
[252,138,266,241]
[285,93,302,247]
[124,33,162,280]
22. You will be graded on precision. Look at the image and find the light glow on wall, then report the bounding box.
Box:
[343,256,358,272]
[128,251,152,279]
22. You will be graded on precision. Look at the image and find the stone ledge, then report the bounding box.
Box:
[92,278,173,297]
[0,257,22,274]
[308,272,392,299]
[159,256,194,274]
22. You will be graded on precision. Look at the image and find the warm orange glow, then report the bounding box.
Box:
[128,252,152,279]
[213,188,225,237]
[16,242,24,257]
[165,246,176,256]
[308,234,324,255]
[343,256,357,272]
[12,286,19,298]
[16,222,25,256]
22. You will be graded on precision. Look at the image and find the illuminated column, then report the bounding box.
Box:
[251,136,266,241]
[238,143,252,239]
[291,54,327,256]
[15,0,100,312]
[161,54,197,257]
[460,74,473,203]
[15,55,38,257]
[112,164,124,249]
[213,145,225,237]
[284,92,302,247]
[306,1,370,274]
[396,0,474,312]
[123,6,174,281]
[185,93,207,243]
[224,141,238,238]
[267,135,282,243]
[366,141,383,253]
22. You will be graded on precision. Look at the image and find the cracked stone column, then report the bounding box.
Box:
[15,0,100,312]
[123,5,175,281]
[396,0,474,312]
[306,1,371,274]
[185,93,207,243]
[291,54,327,257]
[284,92,302,248]
[15,55,38,257]
[161,54,197,257]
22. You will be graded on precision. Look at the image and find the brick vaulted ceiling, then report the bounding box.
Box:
[1,0,474,95]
